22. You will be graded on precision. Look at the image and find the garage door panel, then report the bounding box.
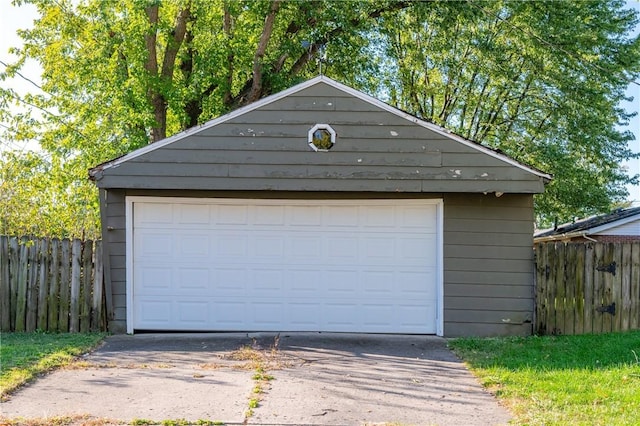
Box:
[289,303,322,326]
[137,232,173,257]
[214,301,246,325]
[136,202,173,224]
[138,266,172,291]
[177,301,209,324]
[136,298,172,324]
[288,205,321,226]
[252,205,285,225]
[132,198,440,333]
[217,204,249,224]
[324,205,359,226]
[177,203,210,224]
[178,234,210,257]
[251,269,284,296]
[325,270,359,295]
[177,267,209,290]
[253,302,285,325]
[215,268,247,295]
[252,235,285,259]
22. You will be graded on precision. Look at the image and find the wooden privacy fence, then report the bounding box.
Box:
[0,235,107,332]
[535,242,640,335]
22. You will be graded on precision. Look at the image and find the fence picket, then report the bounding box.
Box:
[15,239,29,332]
[26,241,39,332]
[91,241,104,331]
[80,240,93,333]
[9,237,19,330]
[583,244,595,334]
[48,239,60,331]
[70,239,82,332]
[0,236,10,331]
[631,244,640,331]
[534,243,546,334]
[59,239,71,332]
[592,243,605,334]
[37,238,50,331]
[621,243,632,332]
[573,244,585,335]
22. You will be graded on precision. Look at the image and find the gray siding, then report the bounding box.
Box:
[93,82,544,194]
[101,190,535,337]
[443,193,534,337]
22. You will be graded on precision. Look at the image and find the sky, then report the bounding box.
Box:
[1,1,639,205]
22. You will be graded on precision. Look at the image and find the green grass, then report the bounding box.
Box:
[449,331,640,425]
[0,331,106,398]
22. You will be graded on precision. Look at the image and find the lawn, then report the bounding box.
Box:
[449,331,640,425]
[0,332,106,398]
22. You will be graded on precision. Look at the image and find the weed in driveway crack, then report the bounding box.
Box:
[232,336,281,421]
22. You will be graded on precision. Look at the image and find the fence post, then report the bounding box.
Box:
[91,241,104,331]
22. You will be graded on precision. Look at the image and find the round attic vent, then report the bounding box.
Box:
[308,124,336,151]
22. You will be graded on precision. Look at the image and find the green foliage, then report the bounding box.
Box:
[450,331,640,425]
[380,0,640,227]
[1,0,639,235]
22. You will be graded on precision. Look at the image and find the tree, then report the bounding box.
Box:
[380,0,640,226]
[1,0,639,237]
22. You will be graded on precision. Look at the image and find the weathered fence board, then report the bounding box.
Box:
[632,244,640,330]
[37,238,49,330]
[91,241,104,332]
[0,236,10,331]
[536,242,640,335]
[59,239,71,332]
[0,235,107,333]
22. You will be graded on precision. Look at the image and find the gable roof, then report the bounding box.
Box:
[534,207,640,240]
[90,76,551,182]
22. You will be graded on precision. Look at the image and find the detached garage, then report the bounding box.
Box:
[90,76,550,337]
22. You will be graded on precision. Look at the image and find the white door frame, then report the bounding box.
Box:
[126,196,444,335]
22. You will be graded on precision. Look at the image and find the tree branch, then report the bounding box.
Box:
[144,5,159,77]
[247,0,281,103]
[161,4,191,81]
[223,1,234,106]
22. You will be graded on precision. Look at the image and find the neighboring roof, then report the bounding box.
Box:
[534,207,640,240]
[89,76,551,182]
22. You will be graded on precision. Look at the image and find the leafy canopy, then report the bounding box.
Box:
[1,0,639,237]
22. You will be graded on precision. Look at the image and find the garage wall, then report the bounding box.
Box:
[443,193,535,337]
[102,190,534,337]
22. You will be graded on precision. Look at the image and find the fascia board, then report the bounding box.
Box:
[588,215,640,235]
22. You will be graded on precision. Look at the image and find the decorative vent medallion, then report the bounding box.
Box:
[308,124,336,151]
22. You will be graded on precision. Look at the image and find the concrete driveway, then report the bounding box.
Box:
[1,333,511,425]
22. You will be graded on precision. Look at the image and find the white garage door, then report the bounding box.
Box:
[127,197,442,334]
